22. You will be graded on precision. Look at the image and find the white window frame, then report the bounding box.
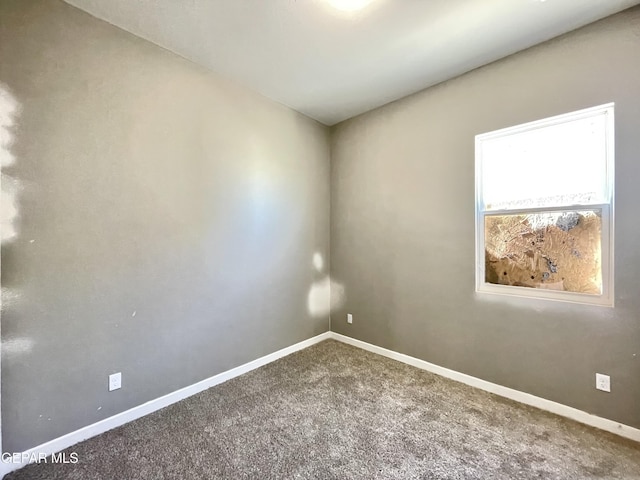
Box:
[475,104,614,307]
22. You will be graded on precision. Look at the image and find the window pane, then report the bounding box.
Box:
[484,210,602,294]
[481,113,609,210]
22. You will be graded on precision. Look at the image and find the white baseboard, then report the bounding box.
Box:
[329,332,640,443]
[0,331,331,478]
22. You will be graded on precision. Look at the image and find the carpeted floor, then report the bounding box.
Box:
[7,340,640,479]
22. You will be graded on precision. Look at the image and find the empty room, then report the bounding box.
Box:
[1,0,640,478]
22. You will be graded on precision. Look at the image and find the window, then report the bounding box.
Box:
[475,104,614,306]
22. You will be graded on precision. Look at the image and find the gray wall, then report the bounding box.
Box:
[0,0,330,452]
[331,7,640,429]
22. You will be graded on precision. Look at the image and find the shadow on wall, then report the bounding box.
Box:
[307,252,345,318]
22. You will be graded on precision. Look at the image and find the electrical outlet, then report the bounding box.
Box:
[347,313,353,324]
[109,372,122,391]
[596,373,610,392]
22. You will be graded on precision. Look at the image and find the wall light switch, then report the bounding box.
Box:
[109,372,122,391]
[347,313,353,324]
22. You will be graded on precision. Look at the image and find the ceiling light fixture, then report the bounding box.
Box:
[326,0,374,12]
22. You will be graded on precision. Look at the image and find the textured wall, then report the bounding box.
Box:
[0,0,330,452]
[331,7,640,428]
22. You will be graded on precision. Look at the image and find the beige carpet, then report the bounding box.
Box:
[7,340,640,479]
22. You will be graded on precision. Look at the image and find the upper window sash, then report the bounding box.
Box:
[476,104,614,212]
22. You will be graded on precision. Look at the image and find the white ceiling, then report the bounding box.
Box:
[64,0,639,125]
